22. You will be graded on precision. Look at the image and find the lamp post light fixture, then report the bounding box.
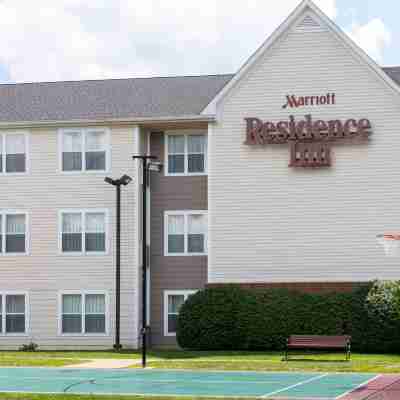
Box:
[104,174,133,351]
[132,155,162,368]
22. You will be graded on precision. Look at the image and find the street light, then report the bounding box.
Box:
[132,155,162,368]
[104,174,133,351]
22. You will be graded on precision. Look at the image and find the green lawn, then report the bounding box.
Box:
[0,350,138,367]
[1,350,400,373]
[0,396,242,400]
[139,350,400,373]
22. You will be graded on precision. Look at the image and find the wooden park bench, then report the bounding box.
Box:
[284,335,351,361]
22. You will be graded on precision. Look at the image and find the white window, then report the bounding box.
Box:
[0,293,28,335]
[164,290,196,336]
[59,128,110,172]
[0,132,29,174]
[164,211,207,256]
[59,209,108,254]
[0,211,28,255]
[59,291,108,335]
[166,133,207,175]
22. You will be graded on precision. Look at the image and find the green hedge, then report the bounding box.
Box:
[176,282,400,352]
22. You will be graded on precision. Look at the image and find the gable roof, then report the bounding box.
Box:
[0,1,399,127]
[0,74,233,124]
[202,0,400,115]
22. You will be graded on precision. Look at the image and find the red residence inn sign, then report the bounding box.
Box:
[244,95,372,168]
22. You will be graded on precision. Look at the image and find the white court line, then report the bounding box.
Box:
[335,374,382,400]
[0,374,286,385]
[261,373,329,398]
[0,389,259,398]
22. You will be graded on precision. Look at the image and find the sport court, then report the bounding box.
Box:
[0,368,399,399]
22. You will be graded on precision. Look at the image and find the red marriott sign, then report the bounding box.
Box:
[244,114,372,168]
[282,93,335,109]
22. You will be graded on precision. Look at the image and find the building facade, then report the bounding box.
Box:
[1,0,400,349]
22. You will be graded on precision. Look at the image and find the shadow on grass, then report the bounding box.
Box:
[147,350,281,360]
[284,358,350,363]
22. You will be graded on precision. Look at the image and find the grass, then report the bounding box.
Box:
[0,350,138,367]
[1,350,400,373]
[0,396,247,400]
[139,350,400,373]
[0,396,245,400]
[0,351,139,360]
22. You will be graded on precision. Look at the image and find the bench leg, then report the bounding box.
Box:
[283,349,288,361]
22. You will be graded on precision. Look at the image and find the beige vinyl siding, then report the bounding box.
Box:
[0,125,139,349]
[209,11,400,283]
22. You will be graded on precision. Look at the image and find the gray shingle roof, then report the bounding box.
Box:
[383,67,400,86]
[0,74,234,123]
[0,67,399,123]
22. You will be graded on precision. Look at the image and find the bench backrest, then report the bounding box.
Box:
[288,335,351,346]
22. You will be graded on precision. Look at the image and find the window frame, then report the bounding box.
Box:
[0,131,30,176]
[164,290,196,337]
[164,210,207,257]
[164,132,207,176]
[58,128,111,174]
[58,290,109,336]
[0,292,29,336]
[58,209,109,256]
[0,210,29,256]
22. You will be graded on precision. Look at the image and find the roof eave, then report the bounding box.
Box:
[0,114,216,129]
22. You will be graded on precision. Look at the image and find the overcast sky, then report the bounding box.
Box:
[0,0,396,83]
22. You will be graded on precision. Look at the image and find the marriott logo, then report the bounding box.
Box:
[282,93,336,109]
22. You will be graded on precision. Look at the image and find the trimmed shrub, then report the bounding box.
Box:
[177,285,248,349]
[177,282,400,353]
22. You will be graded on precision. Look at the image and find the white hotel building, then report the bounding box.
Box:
[0,0,400,349]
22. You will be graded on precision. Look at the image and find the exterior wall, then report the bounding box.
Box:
[149,131,207,347]
[0,124,139,349]
[207,282,363,294]
[209,11,400,284]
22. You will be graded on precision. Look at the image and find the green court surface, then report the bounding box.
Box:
[0,368,397,399]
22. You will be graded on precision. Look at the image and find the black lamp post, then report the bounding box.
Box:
[132,155,162,368]
[104,174,133,351]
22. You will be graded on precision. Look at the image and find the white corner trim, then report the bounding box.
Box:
[132,125,142,339]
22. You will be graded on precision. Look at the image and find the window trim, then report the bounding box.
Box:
[164,290,197,337]
[0,131,30,176]
[58,128,111,174]
[57,290,110,336]
[58,209,109,256]
[0,292,30,336]
[164,210,207,257]
[0,210,30,256]
[164,132,207,176]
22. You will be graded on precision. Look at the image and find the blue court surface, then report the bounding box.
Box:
[0,368,394,399]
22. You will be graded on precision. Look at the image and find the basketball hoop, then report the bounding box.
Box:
[377,234,400,257]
